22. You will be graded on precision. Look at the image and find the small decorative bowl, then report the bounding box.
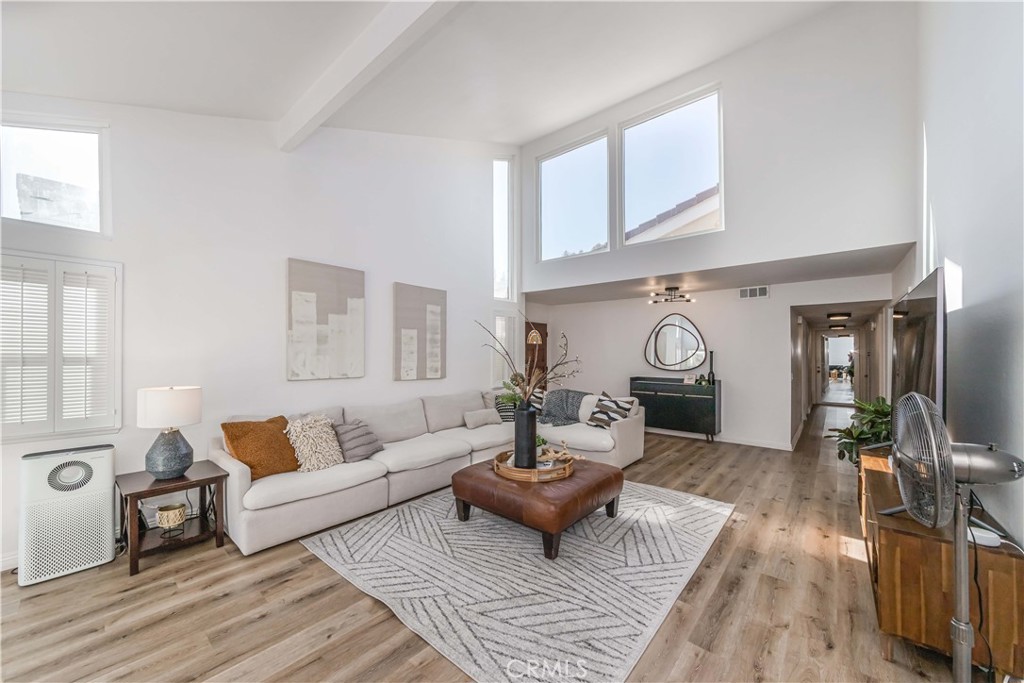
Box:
[156,503,186,528]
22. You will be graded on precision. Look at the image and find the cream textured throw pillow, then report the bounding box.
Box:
[464,408,502,429]
[285,414,344,472]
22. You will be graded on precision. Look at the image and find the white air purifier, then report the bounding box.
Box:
[19,445,116,586]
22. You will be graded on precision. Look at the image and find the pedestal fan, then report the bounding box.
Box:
[890,392,1024,683]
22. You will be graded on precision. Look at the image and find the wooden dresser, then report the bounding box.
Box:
[859,452,1024,677]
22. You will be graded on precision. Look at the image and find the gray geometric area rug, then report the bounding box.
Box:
[302,481,733,683]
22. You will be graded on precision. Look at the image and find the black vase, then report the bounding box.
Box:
[513,403,538,469]
[708,350,716,385]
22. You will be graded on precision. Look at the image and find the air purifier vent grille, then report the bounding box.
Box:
[20,491,114,585]
[47,461,94,492]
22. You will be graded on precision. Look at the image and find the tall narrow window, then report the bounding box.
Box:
[2,122,108,234]
[623,91,722,245]
[493,159,511,300]
[540,137,608,261]
[490,314,515,388]
[2,252,120,440]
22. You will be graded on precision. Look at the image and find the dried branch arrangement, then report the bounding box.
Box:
[476,318,581,407]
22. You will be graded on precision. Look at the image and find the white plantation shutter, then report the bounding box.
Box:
[0,252,120,440]
[56,262,116,431]
[1,256,55,436]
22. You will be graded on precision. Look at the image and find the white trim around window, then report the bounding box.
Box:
[1,111,114,239]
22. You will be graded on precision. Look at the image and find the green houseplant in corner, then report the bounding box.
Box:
[828,396,892,466]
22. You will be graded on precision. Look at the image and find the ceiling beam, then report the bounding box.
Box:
[275,2,455,152]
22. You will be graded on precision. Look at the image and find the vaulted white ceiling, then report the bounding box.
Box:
[2,1,829,147]
[327,2,828,144]
[1,2,384,120]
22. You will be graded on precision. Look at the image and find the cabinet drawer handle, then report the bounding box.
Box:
[684,394,714,399]
[631,390,656,395]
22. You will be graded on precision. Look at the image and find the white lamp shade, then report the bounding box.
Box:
[137,386,202,429]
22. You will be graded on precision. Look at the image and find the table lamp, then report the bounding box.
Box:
[137,386,202,479]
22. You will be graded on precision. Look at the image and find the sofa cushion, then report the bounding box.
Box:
[538,422,615,453]
[422,391,485,432]
[370,433,471,473]
[286,405,345,426]
[464,408,502,430]
[345,398,427,444]
[435,423,514,451]
[285,414,344,472]
[221,416,299,480]
[334,419,384,462]
[496,397,516,422]
[587,393,638,429]
[577,395,600,423]
[241,459,387,510]
[577,394,638,422]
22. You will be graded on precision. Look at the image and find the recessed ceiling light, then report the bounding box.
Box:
[827,312,851,321]
[893,310,908,318]
[829,324,846,330]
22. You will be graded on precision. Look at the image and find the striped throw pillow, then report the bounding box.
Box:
[528,389,545,411]
[495,397,516,422]
[587,392,636,429]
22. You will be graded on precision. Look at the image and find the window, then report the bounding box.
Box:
[493,159,512,300]
[539,137,608,261]
[623,91,721,245]
[490,314,515,388]
[1,119,109,234]
[2,252,121,440]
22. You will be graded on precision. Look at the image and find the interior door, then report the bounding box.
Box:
[526,322,548,389]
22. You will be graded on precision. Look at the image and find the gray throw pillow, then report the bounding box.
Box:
[464,408,502,429]
[334,420,384,462]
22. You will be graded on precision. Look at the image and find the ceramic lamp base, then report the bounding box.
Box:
[145,428,193,479]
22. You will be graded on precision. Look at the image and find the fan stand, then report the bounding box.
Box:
[951,484,974,683]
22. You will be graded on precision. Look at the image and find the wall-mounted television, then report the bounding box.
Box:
[891,267,946,417]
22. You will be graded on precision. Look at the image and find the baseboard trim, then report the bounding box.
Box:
[644,427,793,452]
[2,551,18,572]
[791,421,805,450]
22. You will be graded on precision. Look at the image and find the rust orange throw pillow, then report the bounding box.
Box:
[221,416,299,480]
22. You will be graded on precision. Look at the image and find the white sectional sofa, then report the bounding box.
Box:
[207,389,645,555]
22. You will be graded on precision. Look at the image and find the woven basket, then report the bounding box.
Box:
[156,503,186,528]
[494,451,573,482]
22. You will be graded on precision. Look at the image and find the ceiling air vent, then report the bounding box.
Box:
[739,285,769,300]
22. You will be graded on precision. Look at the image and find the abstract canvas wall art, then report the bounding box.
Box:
[393,282,446,380]
[287,258,365,380]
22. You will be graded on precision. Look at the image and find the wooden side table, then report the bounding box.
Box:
[116,460,228,575]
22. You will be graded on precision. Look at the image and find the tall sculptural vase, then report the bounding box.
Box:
[513,403,538,469]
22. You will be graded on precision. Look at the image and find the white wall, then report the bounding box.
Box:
[1,92,513,566]
[917,3,1024,542]
[529,274,892,452]
[521,3,918,293]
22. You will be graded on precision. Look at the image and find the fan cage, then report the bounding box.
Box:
[893,392,955,529]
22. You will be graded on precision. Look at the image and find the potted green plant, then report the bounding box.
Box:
[827,396,891,466]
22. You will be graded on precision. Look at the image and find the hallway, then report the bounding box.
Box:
[822,378,854,405]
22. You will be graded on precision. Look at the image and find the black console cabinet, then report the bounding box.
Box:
[629,377,722,442]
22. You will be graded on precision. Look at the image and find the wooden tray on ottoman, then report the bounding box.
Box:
[493,451,573,482]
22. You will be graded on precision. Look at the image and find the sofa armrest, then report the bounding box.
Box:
[207,447,251,521]
[610,407,646,463]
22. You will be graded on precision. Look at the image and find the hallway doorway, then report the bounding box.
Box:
[789,299,890,444]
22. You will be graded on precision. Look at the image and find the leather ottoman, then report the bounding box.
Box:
[451,459,624,559]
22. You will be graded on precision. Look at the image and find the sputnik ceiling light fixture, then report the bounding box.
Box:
[648,286,694,304]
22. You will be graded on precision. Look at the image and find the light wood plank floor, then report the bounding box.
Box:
[1,407,954,682]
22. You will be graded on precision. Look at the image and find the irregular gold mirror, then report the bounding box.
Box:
[644,313,706,371]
